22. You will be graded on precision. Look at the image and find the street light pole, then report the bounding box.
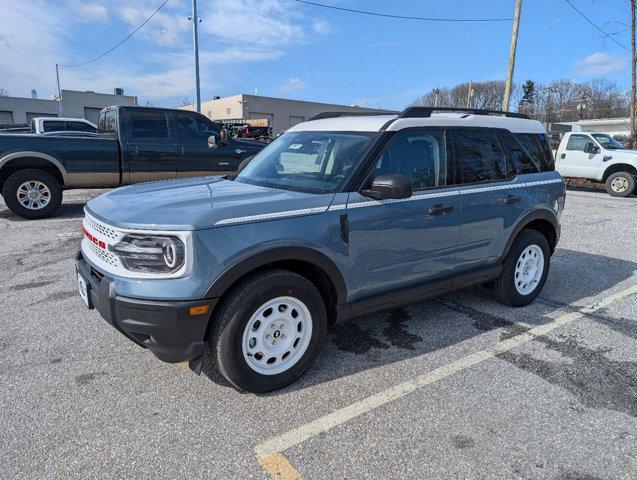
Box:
[191,0,201,113]
[502,0,522,112]
[55,63,63,116]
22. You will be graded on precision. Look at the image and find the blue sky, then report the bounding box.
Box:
[0,0,632,109]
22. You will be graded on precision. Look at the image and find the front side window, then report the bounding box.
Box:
[236,131,379,193]
[373,130,447,190]
[175,114,219,142]
[452,128,509,183]
[131,110,169,139]
[565,134,591,152]
[592,133,624,149]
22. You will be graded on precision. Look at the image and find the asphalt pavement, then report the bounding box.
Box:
[0,186,635,479]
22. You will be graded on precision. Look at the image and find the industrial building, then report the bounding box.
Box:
[0,89,137,125]
[182,94,394,135]
[553,117,630,137]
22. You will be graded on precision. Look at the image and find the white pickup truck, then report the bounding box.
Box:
[555,132,637,197]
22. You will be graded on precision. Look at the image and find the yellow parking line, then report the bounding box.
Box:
[254,283,637,475]
[256,452,304,480]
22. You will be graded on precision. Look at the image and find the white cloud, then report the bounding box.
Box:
[118,6,189,47]
[573,52,628,76]
[280,77,308,92]
[74,2,109,22]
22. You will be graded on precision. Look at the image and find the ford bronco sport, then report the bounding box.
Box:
[76,107,565,392]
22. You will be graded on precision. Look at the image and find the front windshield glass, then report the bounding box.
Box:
[592,133,624,149]
[235,131,380,193]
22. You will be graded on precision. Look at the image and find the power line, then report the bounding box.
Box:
[564,0,630,52]
[294,0,512,22]
[59,0,170,68]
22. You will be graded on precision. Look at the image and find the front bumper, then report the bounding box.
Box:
[76,251,217,363]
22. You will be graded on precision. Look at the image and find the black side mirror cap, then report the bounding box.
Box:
[584,142,600,154]
[361,174,412,200]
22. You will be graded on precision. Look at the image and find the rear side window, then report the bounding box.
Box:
[496,130,539,175]
[514,133,554,172]
[131,110,169,139]
[65,121,95,132]
[452,128,510,183]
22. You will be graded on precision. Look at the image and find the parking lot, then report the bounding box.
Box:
[0,187,635,479]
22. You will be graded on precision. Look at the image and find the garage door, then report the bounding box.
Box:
[289,115,305,127]
[0,111,14,124]
[84,107,102,124]
[26,112,57,123]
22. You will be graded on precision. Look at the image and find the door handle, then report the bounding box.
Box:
[560,153,566,159]
[501,195,522,205]
[427,204,454,215]
[178,146,185,155]
[234,149,246,157]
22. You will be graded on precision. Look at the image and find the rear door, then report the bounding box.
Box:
[555,133,602,178]
[173,112,239,177]
[124,109,178,183]
[347,128,461,300]
[451,127,522,271]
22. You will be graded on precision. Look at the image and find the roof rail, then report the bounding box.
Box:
[309,111,399,121]
[398,106,530,120]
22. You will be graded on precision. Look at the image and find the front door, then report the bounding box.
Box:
[125,109,177,183]
[347,129,460,301]
[174,113,242,177]
[556,133,602,178]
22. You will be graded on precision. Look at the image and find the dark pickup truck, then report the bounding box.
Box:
[0,106,265,219]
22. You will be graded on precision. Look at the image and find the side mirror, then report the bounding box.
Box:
[584,142,600,154]
[361,174,412,200]
[208,135,217,148]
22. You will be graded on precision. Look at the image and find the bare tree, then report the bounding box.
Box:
[631,0,636,147]
[0,88,8,96]
[413,81,519,111]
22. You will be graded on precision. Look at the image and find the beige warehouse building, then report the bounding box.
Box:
[183,94,394,136]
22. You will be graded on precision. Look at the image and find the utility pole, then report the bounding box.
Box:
[502,0,522,112]
[466,81,473,108]
[433,88,440,107]
[631,0,636,148]
[190,0,201,113]
[55,64,63,116]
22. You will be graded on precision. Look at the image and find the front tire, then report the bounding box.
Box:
[605,172,635,197]
[493,229,550,307]
[211,270,327,392]
[2,169,63,219]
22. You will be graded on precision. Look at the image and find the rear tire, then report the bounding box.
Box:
[211,269,327,393]
[2,169,63,219]
[493,229,550,307]
[605,172,635,197]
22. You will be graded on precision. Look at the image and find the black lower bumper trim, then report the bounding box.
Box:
[76,250,217,363]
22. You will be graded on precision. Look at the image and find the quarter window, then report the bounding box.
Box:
[373,130,447,190]
[496,130,538,175]
[131,110,169,139]
[452,128,509,183]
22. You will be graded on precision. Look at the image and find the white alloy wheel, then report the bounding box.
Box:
[514,244,545,295]
[241,296,313,375]
[17,180,51,210]
[610,176,629,193]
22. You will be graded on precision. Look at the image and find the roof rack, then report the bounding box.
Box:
[398,106,529,120]
[309,111,399,121]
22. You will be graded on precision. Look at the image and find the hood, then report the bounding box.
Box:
[86,176,334,231]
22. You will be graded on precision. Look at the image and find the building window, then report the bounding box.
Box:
[226,108,232,115]
[0,111,14,124]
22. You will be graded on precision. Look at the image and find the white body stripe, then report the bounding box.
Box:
[213,179,563,226]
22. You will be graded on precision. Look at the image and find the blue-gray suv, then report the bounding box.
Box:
[75,107,565,392]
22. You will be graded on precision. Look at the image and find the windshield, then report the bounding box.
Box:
[235,131,380,193]
[592,133,624,149]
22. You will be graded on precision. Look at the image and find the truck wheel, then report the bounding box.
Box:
[605,172,635,197]
[2,169,63,219]
[211,269,327,392]
[492,229,550,307]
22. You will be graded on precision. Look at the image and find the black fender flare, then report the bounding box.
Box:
[500,209,560,261]
[203,246,348,305]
